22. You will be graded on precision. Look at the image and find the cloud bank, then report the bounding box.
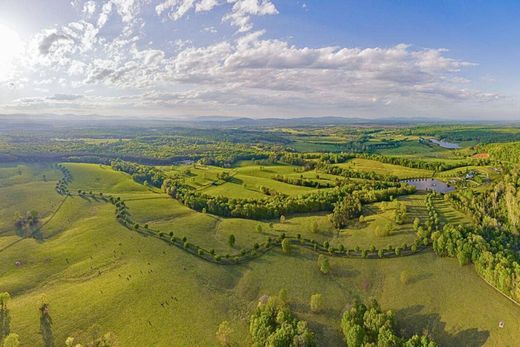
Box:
[0,0,512,119]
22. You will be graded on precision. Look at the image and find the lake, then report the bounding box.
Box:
[402,178,455,193]
[429,138,461,149]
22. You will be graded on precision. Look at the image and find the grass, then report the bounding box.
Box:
[0,163,63,234]
[336,158,433,178]
[164,163,326,198]
[0,162,518,346]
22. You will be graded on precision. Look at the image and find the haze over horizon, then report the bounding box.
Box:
[0,0,519,120]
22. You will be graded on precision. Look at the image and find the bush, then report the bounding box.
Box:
[318,255,330,274]
[310,293,322,313]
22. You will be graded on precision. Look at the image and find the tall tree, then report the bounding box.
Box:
[0,292,10,342]
[39,296,54,347]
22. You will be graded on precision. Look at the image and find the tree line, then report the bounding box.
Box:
[432,224,520,304]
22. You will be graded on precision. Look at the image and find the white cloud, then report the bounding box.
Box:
[112,0,142,23]
[82,1,97,17]
[47,93,84,100]
[0,0,509,119]
[155,0,277,32]
[196,0,221,12]
[37,31,74,55]
[97,2,113,28]
[223,0,278,32]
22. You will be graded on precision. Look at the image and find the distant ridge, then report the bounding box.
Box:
[0,114,517,129]
[190,116,462,127]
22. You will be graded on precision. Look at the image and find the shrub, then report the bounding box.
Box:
[310,293,322,313]
[318,255,330,274]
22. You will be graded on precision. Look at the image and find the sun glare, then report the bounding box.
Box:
[0,24,23,79]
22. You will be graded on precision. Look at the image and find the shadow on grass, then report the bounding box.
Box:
[228,177,243,184]
[396,305,489,347]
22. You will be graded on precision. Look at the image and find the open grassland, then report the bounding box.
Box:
[336,158,433,178]
[0,163,519,346]
[0,163,63,234]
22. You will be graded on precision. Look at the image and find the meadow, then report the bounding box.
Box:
[0,160,518,346]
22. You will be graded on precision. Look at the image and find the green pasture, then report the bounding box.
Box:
[0,162,518,346]
[336,158,433,178]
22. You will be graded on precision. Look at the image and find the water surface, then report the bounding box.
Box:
[403,178,455,193]
[429,138,461,149]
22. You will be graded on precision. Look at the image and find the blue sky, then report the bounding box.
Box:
[0,0,518,119]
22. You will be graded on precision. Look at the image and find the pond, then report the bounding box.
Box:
[402,178,455,193]
[429,138,461,149]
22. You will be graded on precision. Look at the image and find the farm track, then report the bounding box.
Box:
[0,194,68,253]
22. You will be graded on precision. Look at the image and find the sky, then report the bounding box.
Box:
[0,0,519,120]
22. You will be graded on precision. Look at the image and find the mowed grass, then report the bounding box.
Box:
[65,163,149,196]
[0,163,519,346]
[336,158,433,178]
[164,163,325,198]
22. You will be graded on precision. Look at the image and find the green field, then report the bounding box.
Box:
[0,162,518,346]
[336,158,433,178]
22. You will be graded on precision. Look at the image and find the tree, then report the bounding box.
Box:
[344,324,365,347]
[2,333,20,347]
[318,255,330,274]
[228,234,236,248]
[216,321,233,346]
[64,337,76,347]
[330,196,362,228]
[0,292,11,342]
[39,295,54,347]
[310,294,322,313]
[249,296,315,347]
[394,202,407,225]
[281,238,290,253]
[413,217,421,230]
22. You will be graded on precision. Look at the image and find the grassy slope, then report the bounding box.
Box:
[336,158,433,178]
[0,163,63,233]
[0,163,518,346]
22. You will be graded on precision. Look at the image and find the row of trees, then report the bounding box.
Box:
[354,153,486,172]
[111,160,164,188]
[272,174,335,188]
[55,164,72,195]
[164,178,415,220]
[320,164,399,182]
